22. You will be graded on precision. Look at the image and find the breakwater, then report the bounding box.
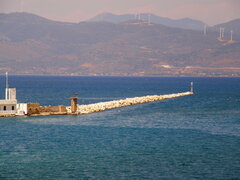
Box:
[75,91,193,114]
[1,91,193,117]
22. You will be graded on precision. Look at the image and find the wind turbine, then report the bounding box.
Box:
[221,28,225,39]
[148,14,151,25]
[230,30,233,41]
[204,24,207,35]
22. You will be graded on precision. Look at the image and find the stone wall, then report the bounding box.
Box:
[26,104,67,115]
[40,105,67,113]
[27,103,41,115]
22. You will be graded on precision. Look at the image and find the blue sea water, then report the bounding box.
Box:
[0,76,239,179]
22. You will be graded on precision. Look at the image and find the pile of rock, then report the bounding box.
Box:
[76,91,193,114]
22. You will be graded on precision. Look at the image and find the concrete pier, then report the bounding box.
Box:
[75,91,193,115]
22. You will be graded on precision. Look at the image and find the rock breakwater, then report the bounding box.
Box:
[76,91,193,114]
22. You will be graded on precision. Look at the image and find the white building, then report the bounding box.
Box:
[0,72,24,116]
[0,72,33,117]
[0,88,18,116]
[16,103,28,115]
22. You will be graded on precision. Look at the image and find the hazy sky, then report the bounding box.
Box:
[0,0,240,25]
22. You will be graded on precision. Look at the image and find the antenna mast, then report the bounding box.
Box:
[5,72,9,100]
[6,72,8,89]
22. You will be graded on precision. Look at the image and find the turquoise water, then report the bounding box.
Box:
[0,76,240,179]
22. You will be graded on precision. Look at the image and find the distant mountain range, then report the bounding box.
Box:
[89,13,206,31]
[90,13,240,39]
[0,12,239,76]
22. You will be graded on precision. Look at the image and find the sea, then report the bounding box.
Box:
[0,76,239,179]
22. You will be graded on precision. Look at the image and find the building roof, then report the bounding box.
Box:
[0,100,17,105]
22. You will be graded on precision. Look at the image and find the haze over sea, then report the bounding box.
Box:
[0,76,239,179]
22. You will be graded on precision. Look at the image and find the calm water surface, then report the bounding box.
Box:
[0,76,239,179]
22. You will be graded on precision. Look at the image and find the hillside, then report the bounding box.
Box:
[213,19,240,40]
[0,12,239,76]
[89,13,206,31]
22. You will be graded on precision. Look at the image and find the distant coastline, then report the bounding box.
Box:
[2,74,240,78]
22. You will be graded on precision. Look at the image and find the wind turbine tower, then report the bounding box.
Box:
[219,28,222,39]
[148,14,151,25]
[204,24,207,35]
[230,30,233,41]
[221,28,225,39]
[219,27,225,40]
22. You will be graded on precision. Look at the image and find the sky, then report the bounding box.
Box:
[0,0,240,25]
